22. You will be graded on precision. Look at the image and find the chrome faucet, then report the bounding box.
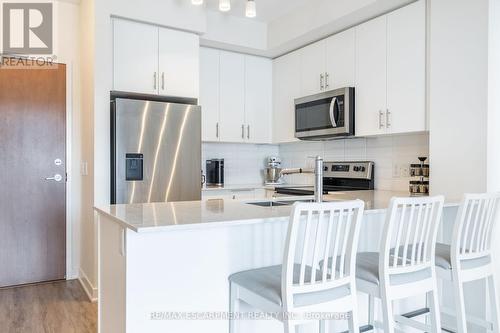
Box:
[280,156,324,203]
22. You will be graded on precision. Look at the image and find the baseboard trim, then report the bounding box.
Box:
[78,268,98,302]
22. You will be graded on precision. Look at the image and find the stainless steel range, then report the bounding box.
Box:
[275,161,374,196]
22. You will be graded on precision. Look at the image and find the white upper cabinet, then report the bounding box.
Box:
[113,19,158,95]
[325,28,356,90]
[273,51,301,143]
[355,15,388,137]
[300,40,327,97]
[386,0,426,134]
[219,51,246,142]
[199,48,273,144]
[244,55,272,144]
[355,0,426,137]
[158,27,199,98]
[112,18,199,98]
[200,48,220,142]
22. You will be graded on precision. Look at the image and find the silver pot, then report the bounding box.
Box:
[265,167,282,184]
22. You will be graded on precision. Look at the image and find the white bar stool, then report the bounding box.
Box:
[355,196,445,333]
[228,200,365,333]
[435,192,500,332]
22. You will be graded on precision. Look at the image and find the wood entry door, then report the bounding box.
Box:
[0,60,66,287]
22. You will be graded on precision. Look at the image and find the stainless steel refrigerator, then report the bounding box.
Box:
[111,94,201,204]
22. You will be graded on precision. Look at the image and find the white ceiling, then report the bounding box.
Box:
[203,0,311,22]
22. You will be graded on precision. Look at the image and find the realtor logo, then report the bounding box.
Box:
[2,2,53,54]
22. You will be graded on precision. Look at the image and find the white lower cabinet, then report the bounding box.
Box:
[199,48,272,143]
[202,188,267,200]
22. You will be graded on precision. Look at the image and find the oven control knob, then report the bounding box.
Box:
[360,166,366,172]
[353,166,359,172]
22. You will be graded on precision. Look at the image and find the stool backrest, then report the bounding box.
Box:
[381,196,444,277]
[451,193,500,263]
[281,200,364,310]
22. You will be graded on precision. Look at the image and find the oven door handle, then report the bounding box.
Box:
[329,97,338,128]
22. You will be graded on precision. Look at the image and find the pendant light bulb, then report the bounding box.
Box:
[191,0,203,5]
[245,0,256,18]
[219,0,231,12]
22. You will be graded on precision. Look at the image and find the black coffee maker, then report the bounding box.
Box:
[206,159,224,188]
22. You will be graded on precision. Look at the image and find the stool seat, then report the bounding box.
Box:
[435,243,491,271]
[229,264,350,307]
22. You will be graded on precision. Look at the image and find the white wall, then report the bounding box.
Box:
[202,143,279,185]
[279,133,429,191]
[428,0,489,202]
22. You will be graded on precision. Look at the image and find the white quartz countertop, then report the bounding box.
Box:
[201,183,312,191]
[95,190,459,233]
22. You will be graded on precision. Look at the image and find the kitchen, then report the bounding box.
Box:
[0,0,499,332]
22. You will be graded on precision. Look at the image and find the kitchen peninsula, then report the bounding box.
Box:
[95,192,459,333]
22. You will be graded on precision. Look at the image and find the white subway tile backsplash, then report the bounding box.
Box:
[202,133,429,192]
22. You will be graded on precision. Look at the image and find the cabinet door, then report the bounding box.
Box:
[300,40,326,96]
[219,51,245,142]
[113,19,158,94]
[158,27,199,98]
[200,48,220,141]
[272,51,301,143]
[244,55,272,144]
[325,28,356,90]
[355,15,388,136]
[387,0,426,134]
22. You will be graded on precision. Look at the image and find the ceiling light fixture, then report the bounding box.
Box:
[245,0,256,18]
[219,0,231,12]
[191,0,203,5]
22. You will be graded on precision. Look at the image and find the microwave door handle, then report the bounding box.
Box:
[329,97,337,127]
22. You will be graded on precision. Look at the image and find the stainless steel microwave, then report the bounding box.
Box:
[294,87,355,140]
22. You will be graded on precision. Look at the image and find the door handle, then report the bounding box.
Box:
[379,110,385,129]
[329,97,337,127]
[386,109,391,128]
[45,174,63,182]
[241,124,245,139]
[216,122,219,138]
[247,125,250,139]
[161,72,165,90]
[153,72,157,90]
[320,74,324,90]
[325,72,330,89]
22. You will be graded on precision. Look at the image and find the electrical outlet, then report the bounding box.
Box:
[401,164,410,178]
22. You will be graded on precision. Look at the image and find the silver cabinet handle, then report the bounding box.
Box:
[325,72,330,89]
[45,174,63,182]
[320,74,324,90]
[161,72,165,90]
[216,122,219,138]
[386,109,391,128]
[379,110,385,129]
[241,124,245,139]
[153,72,157,90]
[247,125,250,139]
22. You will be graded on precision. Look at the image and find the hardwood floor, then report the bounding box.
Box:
[0,280,97,333]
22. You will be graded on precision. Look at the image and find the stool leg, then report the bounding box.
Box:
[284,321,296,333]
[488,275,500,333]
[428,285,442,333]
[229,282,239,333]
[319,320,326,333]
[381,296,395,333]
[452,276,467,333]
[368,294,375,328]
